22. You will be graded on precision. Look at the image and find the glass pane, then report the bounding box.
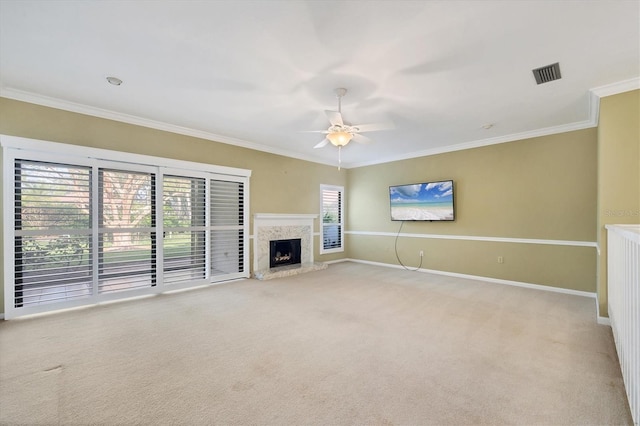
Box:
[323,224,342,250]
[163,176,206,228]
[164,231,206,284]
[163,176,207,284]
[99,231,155,293]
[211,229,244,276]
[14,160,93,308]
[322,190,341,224]
[15,234,92,307]
[211,180,243,226]
[98,169,156,293]
[99,169,153,230]
[16,161,91,231]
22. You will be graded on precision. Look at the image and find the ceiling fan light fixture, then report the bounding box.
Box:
[327,131,352,147]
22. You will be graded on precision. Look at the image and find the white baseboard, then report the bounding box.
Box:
[325,258,351,265]
[343,258,597,299]
[595,294,611,326]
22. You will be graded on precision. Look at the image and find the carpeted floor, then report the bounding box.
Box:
[0,262,633,425]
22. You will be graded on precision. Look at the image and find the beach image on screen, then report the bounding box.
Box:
[390,181,454,221]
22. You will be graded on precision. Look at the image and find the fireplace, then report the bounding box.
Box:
[253,213,327,280]
[269,238,301,268]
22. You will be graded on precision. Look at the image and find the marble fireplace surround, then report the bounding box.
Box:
[253,213,326,279]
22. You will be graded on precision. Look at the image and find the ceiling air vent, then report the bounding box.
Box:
[532,62,561,84]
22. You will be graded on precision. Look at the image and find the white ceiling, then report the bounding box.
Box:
[1,0,638,168]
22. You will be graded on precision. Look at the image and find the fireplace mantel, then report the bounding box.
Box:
[253,213,324,279]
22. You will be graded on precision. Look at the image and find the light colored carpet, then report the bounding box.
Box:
[0,261,632,425]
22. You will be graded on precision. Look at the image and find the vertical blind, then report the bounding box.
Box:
[9,155,248,318]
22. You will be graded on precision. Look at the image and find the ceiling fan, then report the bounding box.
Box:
[308,88,393,169]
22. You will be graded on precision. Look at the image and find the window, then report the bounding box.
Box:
[14,160,93,308]
[98,167,157,293]
[320,184,344,254]
[4,137,250,319]
[162,175,207,285]
[209,178,245,276]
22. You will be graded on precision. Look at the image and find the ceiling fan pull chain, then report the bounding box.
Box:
[338,145,342,170]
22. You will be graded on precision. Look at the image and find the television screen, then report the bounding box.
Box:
[389,180,455,221]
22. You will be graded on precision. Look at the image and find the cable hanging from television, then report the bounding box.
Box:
[394,221,423,272]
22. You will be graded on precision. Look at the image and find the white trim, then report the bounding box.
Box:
[4,78,638,170]
[0,88,337,168]
[249,230,321,240]
[345,258,596,299]
[588,77,640,128]
[590,77,640,98]
[345,78,640,169]
[605,224,640,243]
[320,184,345,255]
[589,90,600,127]
[325,258,350,265]
[344,119,597,169]
[0,134,251,178]
[253,213,318,221]
[345,230,597,248]
[3,149,14,320]
[596,295,611,326]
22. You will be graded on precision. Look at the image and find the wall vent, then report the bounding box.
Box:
[532,62,562,84]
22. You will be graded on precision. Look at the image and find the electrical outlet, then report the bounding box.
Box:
[419,250,424,257]
[498,256,504,264]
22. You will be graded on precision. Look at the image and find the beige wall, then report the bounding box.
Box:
[597,89,640,317]
[347,129,598,292]
[0,98,348,313]
[3,92,631,315]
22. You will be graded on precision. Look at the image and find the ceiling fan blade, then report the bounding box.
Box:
[300,130,330,134]
[314,138,329,149]
[325,110,343,126]
[353,121,395,132]
[353,133,372,144]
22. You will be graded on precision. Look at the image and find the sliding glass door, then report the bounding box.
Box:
[5,141,250,319]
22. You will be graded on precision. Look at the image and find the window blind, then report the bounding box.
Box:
[321,185,344,253]
[6,143,250,319]
[98,169,156,294]
[210,179,244,276]
[14,160,92,308]
[163,175,207,284]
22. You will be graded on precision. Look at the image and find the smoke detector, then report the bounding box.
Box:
[106,76,123,86]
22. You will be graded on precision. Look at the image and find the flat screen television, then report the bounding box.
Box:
[389,180,455,221]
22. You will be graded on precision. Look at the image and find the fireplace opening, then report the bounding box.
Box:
[269,238,302,268]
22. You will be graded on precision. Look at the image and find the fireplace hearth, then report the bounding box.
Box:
[253,213,327,280]
[270,238,301,268]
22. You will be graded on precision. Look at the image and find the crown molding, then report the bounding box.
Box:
[590,77,640,98]
[344,76,639,169]
[3,77,638,171]
[343,119,597,169]
[0,87,337,168]
[585,77,639,135]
